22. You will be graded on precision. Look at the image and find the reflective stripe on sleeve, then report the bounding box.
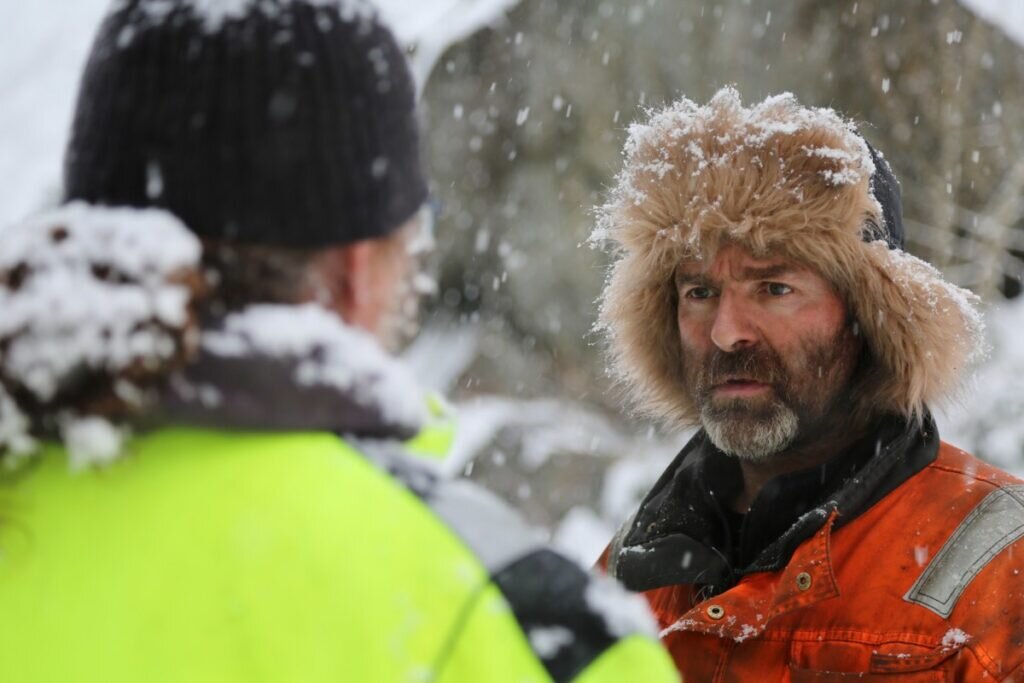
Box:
[904,484,1024,618]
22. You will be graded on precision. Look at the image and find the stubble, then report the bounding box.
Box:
[688,324,859,462]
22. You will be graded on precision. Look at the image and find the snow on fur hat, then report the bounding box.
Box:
[595,88,984,429]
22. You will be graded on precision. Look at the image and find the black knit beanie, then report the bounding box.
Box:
[64,0,428,247]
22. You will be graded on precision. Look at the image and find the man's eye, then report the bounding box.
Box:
[766,282,792,296]
[685,286,714,300]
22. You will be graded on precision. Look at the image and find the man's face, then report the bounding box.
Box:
[675,245,861,461]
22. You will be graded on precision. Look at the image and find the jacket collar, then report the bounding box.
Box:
[609,413,939,594]
[659,510,843,643]
[154,304,426,440]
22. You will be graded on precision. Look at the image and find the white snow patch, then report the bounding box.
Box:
[401,320,480,395]
[552,506,614,567]
[619,545,652,556]
[602,450,678,525]
[528,625,575,659]
[734,623,761,643]
[443,395,665,478]
[804,145,871,186]
[960,0,1024,50]
[61,414,128,470]
[202,304,427,430]
[0,0,115,228]
[0,203,200,403]
[659,617,701,638]
[584,574,659,639]
[941,627,970,648]
[145,161,165,200]
[375,0,522,89]
[642,159,675,179]
[0,386,37,462]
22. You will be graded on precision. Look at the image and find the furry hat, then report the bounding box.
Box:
[595,88,984,429]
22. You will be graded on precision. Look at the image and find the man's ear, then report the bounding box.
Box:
[336,241,376,330]
[305,241,376,330]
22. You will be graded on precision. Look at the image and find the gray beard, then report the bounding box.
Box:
[700,398,799,462]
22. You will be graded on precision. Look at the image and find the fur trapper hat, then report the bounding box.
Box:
[595,88,984,429]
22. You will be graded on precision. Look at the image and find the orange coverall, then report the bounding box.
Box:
[602,439,1024,681]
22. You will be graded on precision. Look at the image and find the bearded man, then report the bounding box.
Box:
[596,89,1024,680]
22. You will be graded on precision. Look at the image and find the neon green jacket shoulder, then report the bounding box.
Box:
[0,428,677,682]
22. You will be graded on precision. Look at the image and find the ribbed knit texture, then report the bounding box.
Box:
[65,0,427,247]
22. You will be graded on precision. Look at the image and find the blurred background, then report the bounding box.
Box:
[4,0,1024,564]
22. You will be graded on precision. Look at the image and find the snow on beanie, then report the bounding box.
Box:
[64,0,427,248]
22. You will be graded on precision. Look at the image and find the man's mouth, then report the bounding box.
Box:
[711,377,772,397]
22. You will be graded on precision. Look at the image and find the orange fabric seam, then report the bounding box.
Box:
[756,629,950,647]
[925,462,1006,488]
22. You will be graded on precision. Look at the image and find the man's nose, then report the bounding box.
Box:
[710,292,758,352]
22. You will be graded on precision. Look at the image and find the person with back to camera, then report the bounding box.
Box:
[0,1,679,681]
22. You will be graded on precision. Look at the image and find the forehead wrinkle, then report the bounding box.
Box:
[736,264,796,281]
[674,261,796,287]
[674,268,714,289]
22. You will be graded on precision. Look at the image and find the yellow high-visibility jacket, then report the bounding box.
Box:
[0,426,677,682]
